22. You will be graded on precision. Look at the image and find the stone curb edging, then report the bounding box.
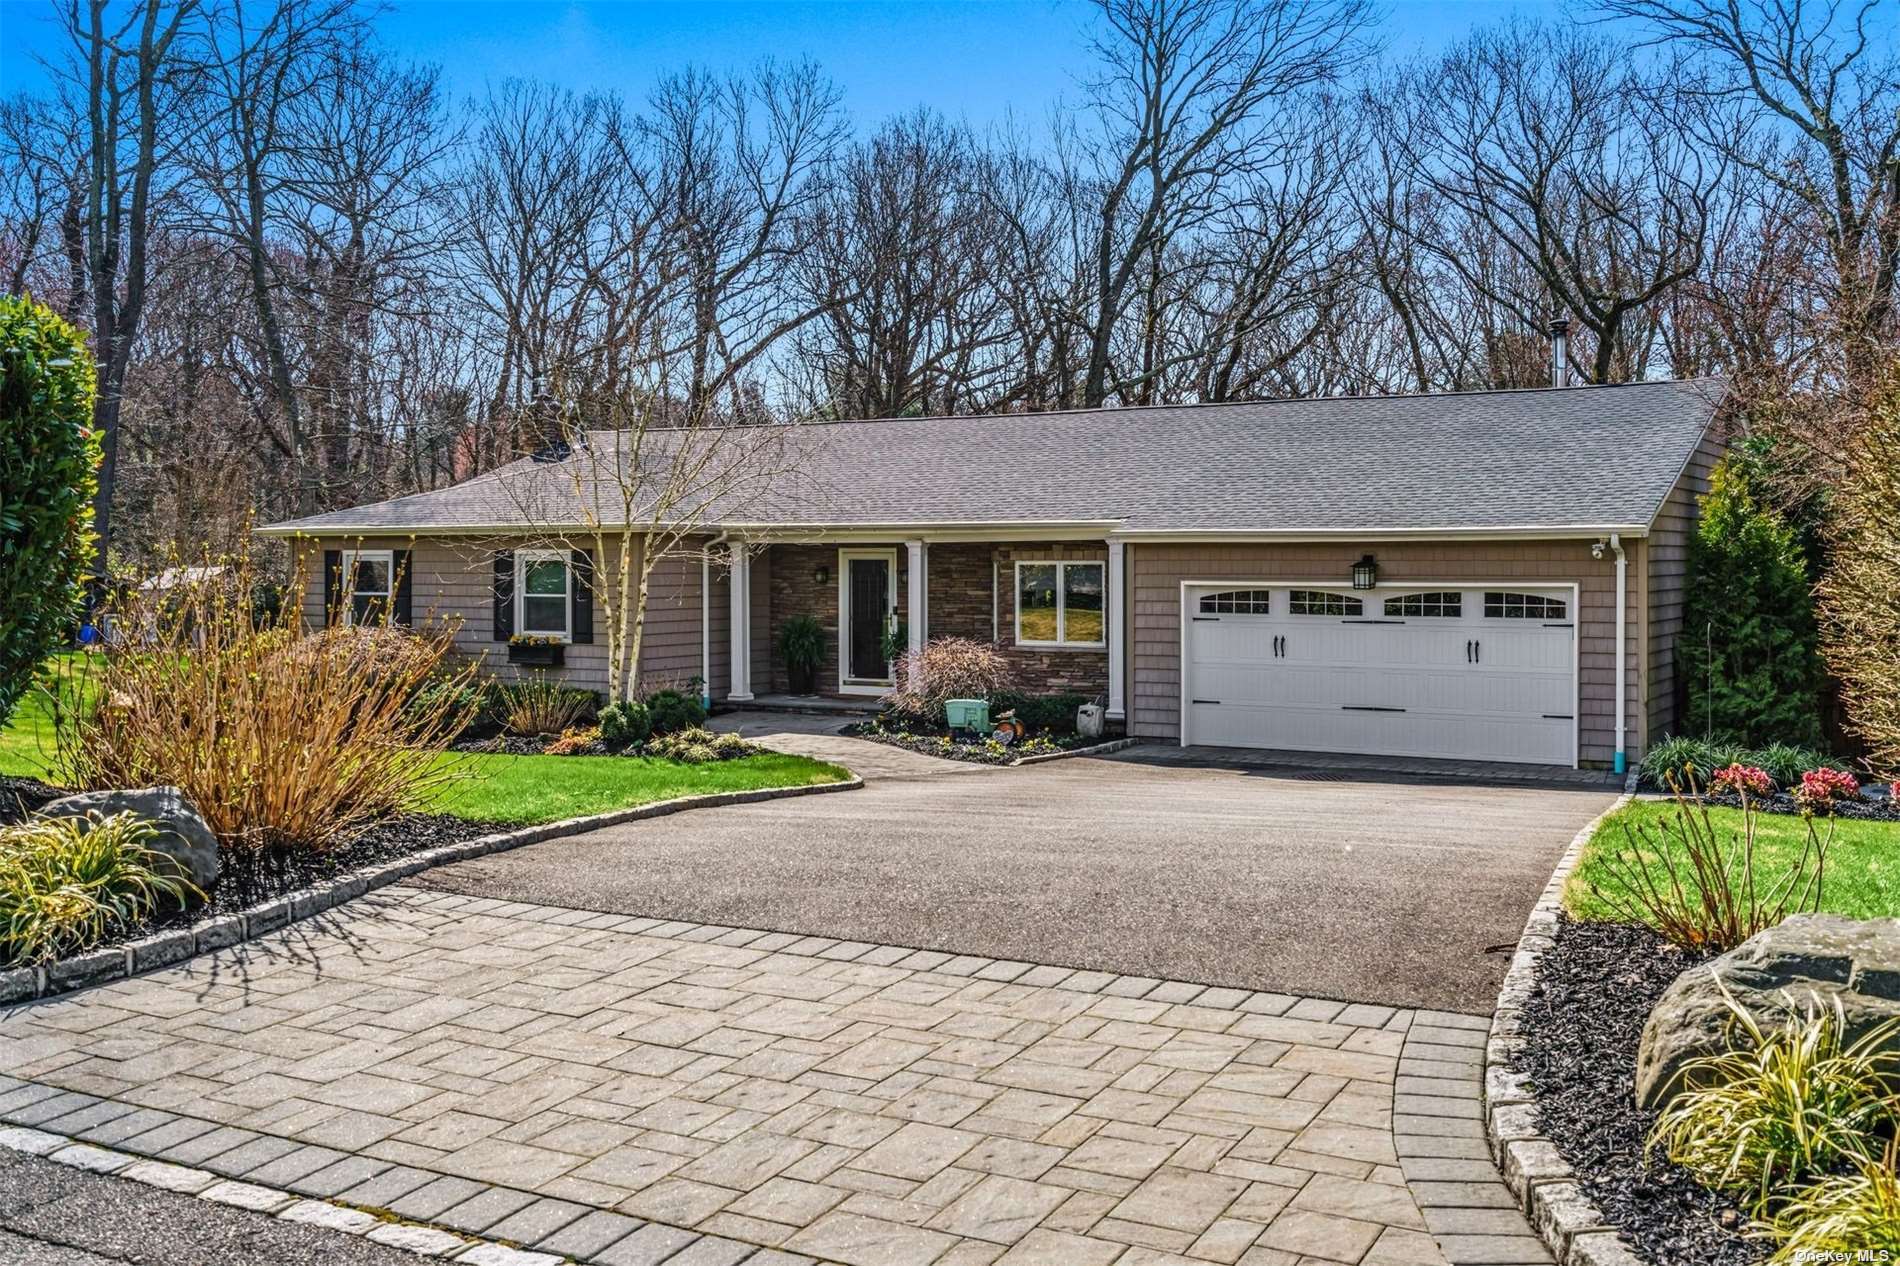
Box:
[1484,772,1644,1266]
[0,1123,836,1266]
[0,775,863,1007]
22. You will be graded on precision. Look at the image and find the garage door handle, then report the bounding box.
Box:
[1474,640,1481,663]
[1191,698,1221,705]
[1465,639,1472,663]
[1341,705,1406,712]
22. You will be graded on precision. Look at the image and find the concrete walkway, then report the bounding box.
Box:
[0,888,1548,1266]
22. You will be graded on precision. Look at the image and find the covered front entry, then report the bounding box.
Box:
[1182,583,1578,766]
[838,547,897,693]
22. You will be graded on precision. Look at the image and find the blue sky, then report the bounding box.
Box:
[1,0,1567,130]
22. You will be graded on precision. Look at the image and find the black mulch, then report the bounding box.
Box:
[4,776,507,967]
[1516,915,1765,1265]
[1703,789,1900,822]
[0,776,63,825]
[840,722,1096,766]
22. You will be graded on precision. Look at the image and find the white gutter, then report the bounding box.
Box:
[1611,533,1628,776]
[1114,524,1651,543]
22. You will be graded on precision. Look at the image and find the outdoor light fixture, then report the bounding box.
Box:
[1352,554,1377,589]
[814,566,830,584]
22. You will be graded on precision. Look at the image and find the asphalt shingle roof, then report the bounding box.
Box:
[259,377,1724,538]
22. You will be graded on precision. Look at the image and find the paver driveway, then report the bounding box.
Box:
[419,722,1619,1013]
[1,889,1505,1266]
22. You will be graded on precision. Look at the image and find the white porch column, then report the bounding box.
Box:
[905,539,926,659]
[727,543,753,702]
[1106,537,1126,721]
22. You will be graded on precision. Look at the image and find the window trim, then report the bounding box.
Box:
[340,549,393,627]
[1198,589,1274,615]
[1014,559,1107,649]
[1382,591,1463,618]
[1287,589,1364,617]
[1483,591,1568,620]
[516,549,572,641]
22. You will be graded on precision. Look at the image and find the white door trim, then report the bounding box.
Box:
[838,547,899,695]
[1177,579,1582,768]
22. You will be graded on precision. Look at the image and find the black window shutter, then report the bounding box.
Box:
[493,551,515,641]
[323,550,341,626]
[393,549,413,626]
[570,548,594,644]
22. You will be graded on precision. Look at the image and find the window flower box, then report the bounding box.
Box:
[507,636,565,667]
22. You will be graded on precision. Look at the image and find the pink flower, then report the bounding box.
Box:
[1890,780,1900,802]
[1797,767,1862,804]
[1711,763,1773,797]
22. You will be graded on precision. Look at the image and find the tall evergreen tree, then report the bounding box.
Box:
[1680,457,1824,746]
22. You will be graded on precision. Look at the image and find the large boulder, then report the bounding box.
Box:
[36,786,219,897]
[1636,914,1900,1111]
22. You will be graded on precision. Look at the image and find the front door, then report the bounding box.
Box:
[841,551,895,689]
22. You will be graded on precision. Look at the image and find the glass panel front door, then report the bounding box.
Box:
[846,557,891,682]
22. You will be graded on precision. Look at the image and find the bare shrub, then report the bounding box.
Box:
[1588,776,1830,951]
[55,552,473,856]
[887,637,1016,725]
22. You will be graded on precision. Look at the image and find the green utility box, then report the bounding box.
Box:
[945,698,990,732]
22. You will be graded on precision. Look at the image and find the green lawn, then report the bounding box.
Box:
[424,749,850,824]
[0,655,89,780]
[1566,799,1900,924]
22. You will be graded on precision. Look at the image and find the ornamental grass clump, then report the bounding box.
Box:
[55,552,473,857]
[1589,774,1829,950]
[500,672,597,736]
[887,637,1016,726]
[1766,1142,1900,1261]
[0,812,200,966]
[1648,992,1900,1213]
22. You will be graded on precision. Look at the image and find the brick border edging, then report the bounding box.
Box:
[0,775,863,1007]
[1484,772,1645,1266]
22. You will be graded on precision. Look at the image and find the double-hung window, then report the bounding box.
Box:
[1015,561,1105,648]
[517,550,572,640]
[341,550,393,626]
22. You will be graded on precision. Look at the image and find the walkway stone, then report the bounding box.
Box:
[0,887,1527,1264]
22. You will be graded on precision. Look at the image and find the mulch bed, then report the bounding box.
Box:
[840,722,1095,766]
[4,773,506,966]
[1516,914,1764,1265]
[0,775,64,825]
[1702,789,1900,822]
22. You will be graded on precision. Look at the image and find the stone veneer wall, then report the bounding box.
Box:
[755,540,1111,700]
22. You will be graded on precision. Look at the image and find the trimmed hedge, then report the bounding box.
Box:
[0,296,98,729]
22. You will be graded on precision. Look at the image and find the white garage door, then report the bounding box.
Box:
[1183,585,1577,766]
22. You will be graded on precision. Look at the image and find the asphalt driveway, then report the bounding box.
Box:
[417,722,1618,1011]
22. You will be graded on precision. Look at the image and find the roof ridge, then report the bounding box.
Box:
[583,375,1727,437]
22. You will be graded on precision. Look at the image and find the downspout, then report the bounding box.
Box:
[704,534,727,713]
[1611,532,1627,775]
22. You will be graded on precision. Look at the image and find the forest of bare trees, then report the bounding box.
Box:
[2,0,1894,574]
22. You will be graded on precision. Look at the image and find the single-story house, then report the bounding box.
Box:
[258,377,1726,772]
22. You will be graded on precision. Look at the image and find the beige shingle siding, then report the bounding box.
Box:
[1127,539,1650,766]
[292,533,712,696]
[1645,425,1724,747]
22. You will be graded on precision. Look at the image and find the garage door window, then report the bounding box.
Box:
[1383,591,1462,618]
[1199,589,1273,614]
[1017,561,1105,647]
[1289,590,1363,616]
[1484,591,1566,619]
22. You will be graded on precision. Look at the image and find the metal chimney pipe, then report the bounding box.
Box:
[1548,318,1569,388]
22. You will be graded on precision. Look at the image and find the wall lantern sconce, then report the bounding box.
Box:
[814,566,830,585]
[1351,554,1378,590]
